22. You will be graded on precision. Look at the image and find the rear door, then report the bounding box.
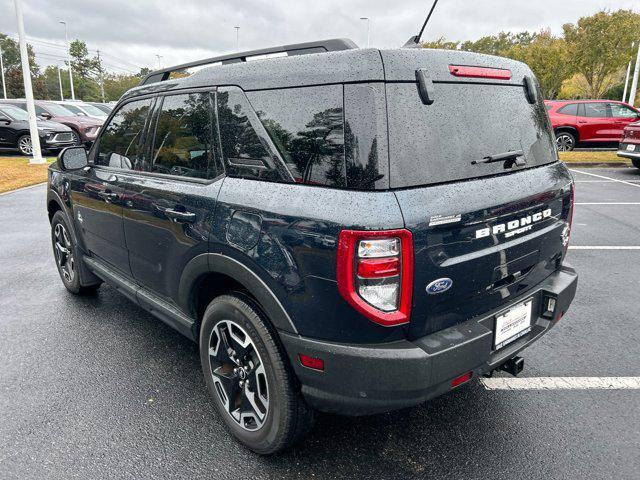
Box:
[119,90,223,302]
[578,102,611,141]
[381,49,573,339]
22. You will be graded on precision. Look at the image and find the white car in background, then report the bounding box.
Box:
[54,101,109,121]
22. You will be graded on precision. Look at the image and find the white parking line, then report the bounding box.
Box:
[569,246,640,250]
[481,377,640,390]
[570,169,640,189]
[575,202,640,205]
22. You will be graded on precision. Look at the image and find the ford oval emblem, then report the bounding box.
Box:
[426,278,453,295]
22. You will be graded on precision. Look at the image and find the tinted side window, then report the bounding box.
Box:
[149,92,217,179]
[216,87,284,182]
[610,103,639,118]
[557,104,578,115]
[35,105,46,115]
[583,103,609,118]
[95,99,151,169]
[247,85,346,187]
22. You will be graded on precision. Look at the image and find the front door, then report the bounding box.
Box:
[74,97,154,275]
[609,102,640,140]
[119,91,223,301]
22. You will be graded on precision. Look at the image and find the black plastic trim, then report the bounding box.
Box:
[178,253,298,335]
[84,256,196,340]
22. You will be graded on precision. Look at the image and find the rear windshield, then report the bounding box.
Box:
[386,82,556,188]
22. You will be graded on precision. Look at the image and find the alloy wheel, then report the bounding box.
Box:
[209,319,269,431]
[53,223,75,283]
[71,131,81,145]
[18,136,33,155]
[556,134,574,152]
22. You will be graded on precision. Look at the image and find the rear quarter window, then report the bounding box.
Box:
[557,104,578,115]
[247,85,346,188]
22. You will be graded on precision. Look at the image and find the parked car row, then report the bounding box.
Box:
[0,99,108,156]
[545,99,640,151]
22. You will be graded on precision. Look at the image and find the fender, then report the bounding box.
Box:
[47,187,101,287]
[179,253,298,335]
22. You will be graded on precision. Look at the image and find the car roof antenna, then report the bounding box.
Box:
[403,0,440,47]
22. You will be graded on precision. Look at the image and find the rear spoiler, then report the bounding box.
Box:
[139,38,358,86]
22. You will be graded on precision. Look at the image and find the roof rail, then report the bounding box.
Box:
[139,38,358,86]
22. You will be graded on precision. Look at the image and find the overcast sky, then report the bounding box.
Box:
[0,0,638,74]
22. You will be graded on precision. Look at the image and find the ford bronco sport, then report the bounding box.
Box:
[47,39,577,453]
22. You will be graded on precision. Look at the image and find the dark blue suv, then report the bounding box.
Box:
[47,39,577,453]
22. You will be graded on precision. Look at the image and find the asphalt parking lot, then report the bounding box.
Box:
[1,166,639,479]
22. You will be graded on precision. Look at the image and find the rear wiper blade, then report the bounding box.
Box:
[472,150,525,166]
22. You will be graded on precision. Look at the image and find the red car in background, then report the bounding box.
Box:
[617,121,640,169]
[545,99,640,151]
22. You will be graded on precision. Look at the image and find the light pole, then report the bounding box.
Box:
[0,42,7,99]
[234,26,240,51]
[96,49,105,102]
[155,54,163,69]
[59,20,75,100]
[360,17,370,48]
[623,61,632,103]
[629,42,640,107]
[57,63,64,101]
[13,0,43,164]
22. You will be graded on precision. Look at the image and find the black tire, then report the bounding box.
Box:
[17,134,33,156]
[50,210,102,295]
[70,130,82,146]
[632,159,640,169]
[199,293,314,454]
[555,131,576,152]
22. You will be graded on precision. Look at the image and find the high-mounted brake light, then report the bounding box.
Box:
[336,229,413,327]
[449,65,512,80]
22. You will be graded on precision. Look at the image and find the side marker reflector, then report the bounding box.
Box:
[299,354,324,371]
[451,371,472,388]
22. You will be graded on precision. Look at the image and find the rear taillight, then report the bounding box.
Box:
[563,183,575,255]
[336,229,413,327]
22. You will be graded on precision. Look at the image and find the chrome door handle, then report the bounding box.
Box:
[97,191,118,202]
[163,208,196,223]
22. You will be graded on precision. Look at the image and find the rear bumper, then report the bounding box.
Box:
[617,143,640,159]
[280,265,577,416]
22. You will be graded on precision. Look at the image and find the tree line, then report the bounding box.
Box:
[1,9,639,104]
[0,33,150,102]
[421,9,640,102]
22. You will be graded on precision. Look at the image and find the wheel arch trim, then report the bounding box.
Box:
[179,253,298,335]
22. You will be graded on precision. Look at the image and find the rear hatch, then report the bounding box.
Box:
[381,49,573,339]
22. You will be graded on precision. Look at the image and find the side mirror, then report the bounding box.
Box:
[0,117,11,125]
[40,112,52,120]
[58,146,88,171]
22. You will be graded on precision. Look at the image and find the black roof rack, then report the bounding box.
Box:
[139,38,358,86]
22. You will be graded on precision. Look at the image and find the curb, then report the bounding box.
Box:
[0,182,46,197]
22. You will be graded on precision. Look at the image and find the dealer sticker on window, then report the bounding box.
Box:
[626,144,636,152]
[494,299,533,350]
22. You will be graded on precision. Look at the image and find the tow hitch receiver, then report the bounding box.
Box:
[500,356,524,377]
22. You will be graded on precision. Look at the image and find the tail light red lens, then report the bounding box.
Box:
[336,229,413,327]
[563,183,575,256]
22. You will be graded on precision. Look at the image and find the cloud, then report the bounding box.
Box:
[0,0,637,72]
